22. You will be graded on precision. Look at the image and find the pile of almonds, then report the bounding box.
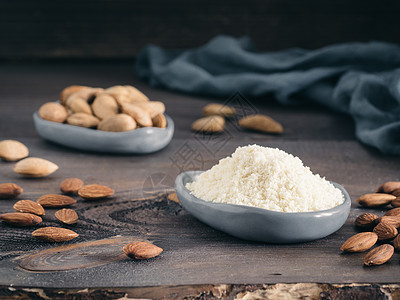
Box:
[192,103,283,134]
[38,85,167,132]
[0,139,58,178]
[340,181,400,266]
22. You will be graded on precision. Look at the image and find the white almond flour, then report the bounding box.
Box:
[186,145,344,212]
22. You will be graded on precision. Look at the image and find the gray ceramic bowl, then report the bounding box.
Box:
[33,111,174,154]
[175,170,351,244]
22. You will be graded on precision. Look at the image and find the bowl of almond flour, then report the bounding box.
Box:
[175,145,351,243]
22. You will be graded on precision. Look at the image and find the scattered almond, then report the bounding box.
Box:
[378,216,400,228]
[98,114,136,132]
[37,194,76,207]
[364,244,394,266]
[394,234,400,250]
[67,113,100,128]
[354,213,378,229]
[78,184,114,199]
[238,114,283,134]
[340,232,378,252]
[0,140,29,161]
[203,103,236,117]
[0,183,23,199]
[0,212,42,226]
[92,93,119,120]
[152,113,167,128]
[385,207,400,217]
[123,241,163,259]
[55,208,78,225]
[38,102,68,123]
[356,193,395,208]
[373,222,398,240]
[32,227,79,242]
[376,182,400,194]
[14,157,59,178]
[192,116,225,133]
[60,178,84,194]
[392,197,400,208]
[121,103,153,127]
[13,200,45,216]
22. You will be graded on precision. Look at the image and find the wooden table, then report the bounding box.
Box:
[0,62,399,299]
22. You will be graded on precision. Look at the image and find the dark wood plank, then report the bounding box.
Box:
[0,0,400,59]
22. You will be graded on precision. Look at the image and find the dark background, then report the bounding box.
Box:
[1,0,400,60]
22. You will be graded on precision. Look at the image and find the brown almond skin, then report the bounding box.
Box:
[203,103,236,117]
[392,197,400,208]
[376,182,400,194]
[373,222,398,240]
[378,216,400,228]
[364,244,394,266]
[78,184,114,199]
[192,116,225,133]
[340,232,378,252]
[0,183,23,199]
[0,212,42,226]
[356,193,395,208]
[32,227,79,242]
[123,241,163,259]
[394,234,400,251]
[13,200,45,216]
[239,114,283,134]
[385,207,400,217]
[60,178,84,194]
[55,209,78,225]
[354,213,379,229]
[37,194,76,207]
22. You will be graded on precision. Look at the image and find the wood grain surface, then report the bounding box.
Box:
[0,62,400,297]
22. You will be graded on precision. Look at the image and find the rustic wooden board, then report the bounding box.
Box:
[0,62,399,292]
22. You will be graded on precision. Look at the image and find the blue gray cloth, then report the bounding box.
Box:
[135,35,400,155]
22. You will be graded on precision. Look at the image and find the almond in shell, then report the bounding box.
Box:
[0,212,42,226]
[123,241,163,259]
[0,183,23,199]
[78,184,114,200]
[60,178,84,194]
[14,157,59,178]
[98,114,136,132]
[32,227,79,242]
[0,140,29,161]
[38,102,68,123]
[192,116,225,133]
[92,93,119,120]
[364,244,394,266]
[356,193,395,208]
[55,208,78,225]
[67,113,100,128]
[340,232,378,252]
[373,222,398,240]
[239,114,283,134]
[13,200,45,216]
[37,194,76,207]
[203,103,236,117]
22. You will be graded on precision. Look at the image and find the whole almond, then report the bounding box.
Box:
[65,88,104,107]
[55,208,78,225]
[203,103,236,117]
[60,178,84,194]
[0,183,23,199]
[340,232,378,252]
[98,114,136,132]
[239,114,283,134]
[0,212,42,226]
[385,207,400,217]
[92,93,119,120]
[373,222,398,240]
[37,194,76,207]
[0,140,29,161]
[392,197,400,208]
[192,116,225,133]
[38,102,68,123]
[59,85,92,105]
[78,184,114,199]
[124,85,149,103]
[14,157,58,178]
[378,216,400,228]
[67,113,100,128]
[104,85,133,105]
[354,213,379,229]
[132,101,165,118]
[68,98,93,115]
[152,113,167,128]
[123,241,163,259]
[356,193,395,208]
[394,234,400,250]
[364,244,394,266]
[121,103,153,127]
[32,227,79,242]
[376,182,400,194]
[13,200,45,216]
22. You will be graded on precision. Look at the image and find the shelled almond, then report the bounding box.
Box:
[13,200,45,216]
